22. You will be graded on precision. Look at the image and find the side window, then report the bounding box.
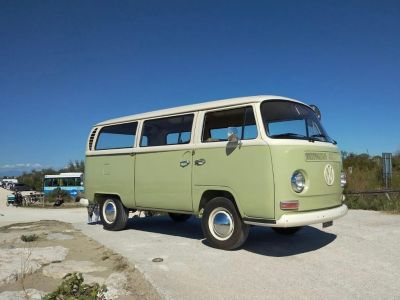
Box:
[47,178,59,187]
[140,114,194,147]
[64,178,75,187]
[141,136,149,147]
[75,178,82,186]
[95,122,138,150]
[202,106,258,142]
[166,132,191,145]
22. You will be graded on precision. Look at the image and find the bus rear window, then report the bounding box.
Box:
[95,122,138,150]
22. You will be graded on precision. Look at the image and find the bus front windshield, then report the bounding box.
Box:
[261,100,334,143]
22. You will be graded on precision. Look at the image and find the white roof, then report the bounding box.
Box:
[97,95,305,126]
[1,179,18,183]
[45,172,83,179]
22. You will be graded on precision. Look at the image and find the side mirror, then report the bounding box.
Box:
[227,127,240,143]
[309,104,321,120]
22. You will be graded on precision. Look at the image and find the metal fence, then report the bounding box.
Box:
[344,189,400,211]
[345,189,400,196]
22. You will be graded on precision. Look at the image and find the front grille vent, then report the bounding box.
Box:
[88,128,98,150]
[305,152,328,161]
[305,152,341,162]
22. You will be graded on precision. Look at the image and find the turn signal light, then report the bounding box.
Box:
[280,200,299,210]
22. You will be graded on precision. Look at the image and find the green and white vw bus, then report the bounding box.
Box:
[83,95,347,250]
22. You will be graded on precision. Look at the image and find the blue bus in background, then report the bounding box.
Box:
[43,172,84,199]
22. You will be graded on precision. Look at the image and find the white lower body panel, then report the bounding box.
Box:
[245,204,348,228]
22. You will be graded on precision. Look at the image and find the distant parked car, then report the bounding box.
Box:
[2,179,18,190]
[12,183,32,192]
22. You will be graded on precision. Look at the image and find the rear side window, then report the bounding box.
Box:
[44,178,60,187]
[95,122,138,150]
[202,106,257,142]
[140,114,194,147]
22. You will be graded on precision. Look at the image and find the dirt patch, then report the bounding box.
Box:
[0,220,160,299]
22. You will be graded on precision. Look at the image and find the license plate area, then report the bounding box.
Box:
[323,221,333,228]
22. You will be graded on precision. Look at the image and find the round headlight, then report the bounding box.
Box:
[291,171,306,193]
[340,171,347,188]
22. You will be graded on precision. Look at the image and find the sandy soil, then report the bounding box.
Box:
[0,188,10,210]
[0,220,160,299]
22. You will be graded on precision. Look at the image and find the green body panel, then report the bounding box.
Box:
[135,149,193,211]
[270,144,343,219]
[192,145,275,219]
[84,143,343,221]
[84,154,135,207]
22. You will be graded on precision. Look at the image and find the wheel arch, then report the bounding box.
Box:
[94,193,121,204]
[196,187,244,217]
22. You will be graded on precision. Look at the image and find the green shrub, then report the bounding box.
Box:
[20,234,39,242]
[345,192,400,212]
[46,188,73,203]
[43,272,107,300]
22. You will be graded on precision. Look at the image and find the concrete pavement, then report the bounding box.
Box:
[75,210,400,299]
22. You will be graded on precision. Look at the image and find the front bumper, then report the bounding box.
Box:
[244,204,348,228]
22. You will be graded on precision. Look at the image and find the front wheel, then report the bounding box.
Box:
[272,227,302,235]
[100,198,129,231]
[201,197,249,250]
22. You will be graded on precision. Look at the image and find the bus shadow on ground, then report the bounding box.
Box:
[243,226,337,257]
[124,215,336,257]
[126,216,204,240]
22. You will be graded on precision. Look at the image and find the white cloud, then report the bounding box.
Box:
[0,163,43,169]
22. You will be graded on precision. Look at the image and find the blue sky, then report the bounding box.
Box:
[0,0,399,175]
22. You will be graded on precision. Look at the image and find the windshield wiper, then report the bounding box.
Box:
[270,133,336,144]
[270,133,308,139]
[310,134,327,139]
[309,134,336,144]
[308,134,325,142]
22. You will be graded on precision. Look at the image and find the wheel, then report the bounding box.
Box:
[100,198,129,231]
[272,227,302,235]
[201,197,249,250]
[168,213,191,223]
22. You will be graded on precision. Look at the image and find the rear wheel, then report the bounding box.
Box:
[272,227,302,235]
[100,198,129,231]
[168,213,191,223]
[201,197,249,250]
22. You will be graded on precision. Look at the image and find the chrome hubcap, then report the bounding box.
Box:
[103,199,117,224]
[209,208,234,241]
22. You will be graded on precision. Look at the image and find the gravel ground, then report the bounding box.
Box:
[0,220,160,299]
[1,188,399,299]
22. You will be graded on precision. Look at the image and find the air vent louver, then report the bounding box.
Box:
[305,152,328,161]
[305,152,341,162]
[88,128,98,150]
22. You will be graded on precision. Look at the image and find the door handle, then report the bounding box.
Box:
[180,160,190,167]
[194,159,206,166]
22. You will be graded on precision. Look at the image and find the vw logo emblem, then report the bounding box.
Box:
[324,164,335,186]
